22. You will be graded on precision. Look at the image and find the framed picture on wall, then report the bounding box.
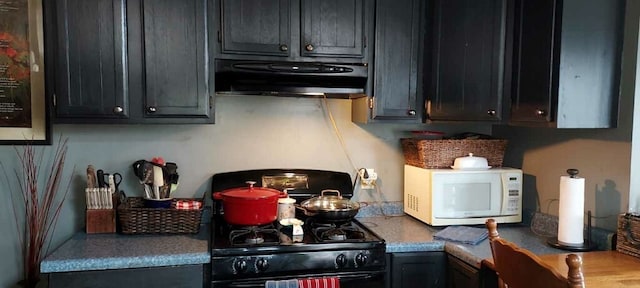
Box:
[0,0,50,145]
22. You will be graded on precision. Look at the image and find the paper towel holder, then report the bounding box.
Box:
[547,210,596,251]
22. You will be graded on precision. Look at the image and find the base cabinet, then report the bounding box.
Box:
[47,265,205,288]
[447,255,499,288]
[387,252,446,288]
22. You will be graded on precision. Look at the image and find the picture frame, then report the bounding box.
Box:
[0,0,51,145]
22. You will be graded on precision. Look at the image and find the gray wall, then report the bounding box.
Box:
[0,95,491,287]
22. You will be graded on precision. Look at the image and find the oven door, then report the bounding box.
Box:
[211,271,386,288]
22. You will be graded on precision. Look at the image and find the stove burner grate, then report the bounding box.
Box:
[311,221,366,242]
[229,224,280,246]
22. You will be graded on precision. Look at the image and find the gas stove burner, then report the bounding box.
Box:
[245,235,265,245]
[311,222,366,242]
[324,228,347,241]
[228,225,280,246]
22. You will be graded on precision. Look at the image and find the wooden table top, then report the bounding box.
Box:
[483,251,640,287]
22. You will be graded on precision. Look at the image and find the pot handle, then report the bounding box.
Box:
[213,192,222,200]
[294,204,316,216]
[320,189,342,198]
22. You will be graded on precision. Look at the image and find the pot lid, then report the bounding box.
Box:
[451,153,491,170]
[300,189,360,211]
[220,181,282,200]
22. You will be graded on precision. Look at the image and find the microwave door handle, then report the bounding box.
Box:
[500,173,507,215]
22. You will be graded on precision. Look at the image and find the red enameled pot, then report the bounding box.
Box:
[213,181,284,226]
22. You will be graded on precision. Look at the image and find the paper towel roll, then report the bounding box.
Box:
[558,174,585,246]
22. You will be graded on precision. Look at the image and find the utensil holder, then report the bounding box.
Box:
[118,197,203,234]
[86,209,116,234]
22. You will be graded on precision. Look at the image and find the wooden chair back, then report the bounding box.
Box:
[485,219,585,288]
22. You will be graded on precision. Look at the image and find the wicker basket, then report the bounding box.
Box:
[401,138,508,169]
[617,213,640,258]
[118,197,203,234]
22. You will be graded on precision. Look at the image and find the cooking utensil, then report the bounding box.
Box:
[132,160,155,184]
[152,165,164,200]
[451,153,491,170]
[213,181,284,226]
[297,189,360,222]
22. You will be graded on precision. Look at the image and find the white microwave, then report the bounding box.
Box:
[403,165,522,226]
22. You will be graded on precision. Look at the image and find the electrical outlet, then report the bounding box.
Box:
[360,168,377,190]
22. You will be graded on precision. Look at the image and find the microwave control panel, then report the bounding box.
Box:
[503,172,523,214]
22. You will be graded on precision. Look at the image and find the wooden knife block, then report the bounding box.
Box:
[86,209,116,234]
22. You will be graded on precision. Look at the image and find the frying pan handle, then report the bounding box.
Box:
[320,189,341,198]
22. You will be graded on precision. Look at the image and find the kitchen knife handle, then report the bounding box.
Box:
[87,165,97,189]
[97,169,106,188]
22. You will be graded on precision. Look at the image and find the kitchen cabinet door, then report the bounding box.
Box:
[427,0,506,122]
[301,0,365,58]
[48,0,214,124]
[510,0,624,128]
[352,0,424,123]
[216,0,371,62]
[47,264,204,288]
[388,252,446,288]
[137,0,211,118]
[447,255,479,288]
[51,0,129,119]
[372,0,423,120]
[220,0,291,56]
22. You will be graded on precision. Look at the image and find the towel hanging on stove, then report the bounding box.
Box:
[265,279,299,288]
[298,277,340,288]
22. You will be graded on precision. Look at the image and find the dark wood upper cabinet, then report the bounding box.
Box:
[427,0,506,122]
[51,0,129,119]
[48,0,214,124]
[301,0,365,58]
[510,0,624,128]
[359,0,423,121]
[221,0,291,56]
[216,0,371,62]
[140,0,210,118]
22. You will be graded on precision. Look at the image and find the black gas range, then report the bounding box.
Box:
[210,169,386,288]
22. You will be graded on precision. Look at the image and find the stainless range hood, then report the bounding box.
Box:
[214,59,368,98]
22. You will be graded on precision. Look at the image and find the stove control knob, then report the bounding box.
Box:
[355,253,368,267]
[256,258,269,272]
[336,254,347,268]
[234,259,248,274]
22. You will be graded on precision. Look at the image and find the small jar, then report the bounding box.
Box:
[277,197,296,221]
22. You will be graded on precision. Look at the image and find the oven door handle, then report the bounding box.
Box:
[222,271,385,287]
[336,272,380,282]
[226,283,264,288]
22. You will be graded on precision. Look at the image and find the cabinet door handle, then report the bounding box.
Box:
[305,44,314,51]
[113,106,124,114]
[147,106,157,113]
[408,110,416,116]
[487,109,496,116]
[536,109,546,116]
[279,44,288,52]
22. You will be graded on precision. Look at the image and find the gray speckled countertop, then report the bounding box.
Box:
[358,215,567,268]
[41,201,598,274]
[40,225,210,273]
